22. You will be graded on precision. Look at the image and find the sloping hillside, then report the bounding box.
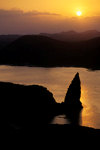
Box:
[0,35,20,50]
[0,35,100,70]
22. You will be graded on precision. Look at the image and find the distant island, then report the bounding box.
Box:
[0,30,100,70]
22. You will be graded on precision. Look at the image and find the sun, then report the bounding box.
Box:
[76,11,82,16]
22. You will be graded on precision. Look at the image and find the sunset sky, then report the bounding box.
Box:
[0,0,100,34]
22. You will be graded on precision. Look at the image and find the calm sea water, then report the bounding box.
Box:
[0,65,100,129]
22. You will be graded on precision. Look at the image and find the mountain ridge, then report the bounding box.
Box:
[0,34,100,70]
[40,30,100,42]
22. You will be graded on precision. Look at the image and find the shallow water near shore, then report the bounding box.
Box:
[0,65,100,129]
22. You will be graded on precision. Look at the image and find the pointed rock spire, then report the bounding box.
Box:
[64,73,82,108]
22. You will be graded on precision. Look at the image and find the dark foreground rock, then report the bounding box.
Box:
[1,82,56,133]
[64,72,82,107]
[53,73,83,125]
[48,124,100,136]
[48,124,100,143]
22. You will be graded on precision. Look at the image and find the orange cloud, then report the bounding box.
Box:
[0,9,100,34]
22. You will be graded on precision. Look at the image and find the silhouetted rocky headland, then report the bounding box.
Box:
[1,82,56,133]
[1,73,100,137]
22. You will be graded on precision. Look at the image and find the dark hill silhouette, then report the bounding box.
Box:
[0,35,20,50]
[0,35,100,69]
[0,35,72,66]
[40,30,100,42]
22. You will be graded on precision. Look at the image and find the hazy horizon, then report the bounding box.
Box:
[0,29,100,35]
[0,8,100,34]
[1,1,100,34]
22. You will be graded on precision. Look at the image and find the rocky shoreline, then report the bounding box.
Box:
[48,124,100,137]
[1,73,100,138]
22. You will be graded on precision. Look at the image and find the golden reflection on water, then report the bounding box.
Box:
[81,86,90,126]
[81,85,100,128]
[51,115,70,125]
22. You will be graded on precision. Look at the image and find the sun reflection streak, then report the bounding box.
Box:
[80,85,100,128]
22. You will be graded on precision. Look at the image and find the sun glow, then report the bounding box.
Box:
[76,11,82,16]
